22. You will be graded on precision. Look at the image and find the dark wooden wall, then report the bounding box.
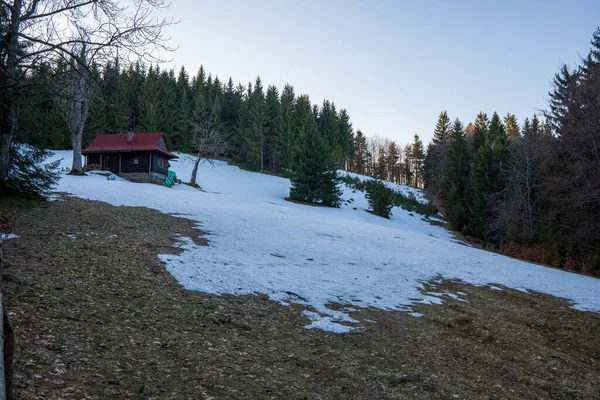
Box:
[121,152,151,173]
[87,154,100,164]
[152,153,169,176]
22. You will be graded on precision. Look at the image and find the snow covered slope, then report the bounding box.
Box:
[340,170,428,204]
[50,151,600,332]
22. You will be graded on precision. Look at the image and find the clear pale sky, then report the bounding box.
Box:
[159,0,599,145]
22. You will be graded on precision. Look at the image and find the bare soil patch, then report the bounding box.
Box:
[1,196,599,399]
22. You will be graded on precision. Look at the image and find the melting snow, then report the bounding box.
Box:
[49,150,600,333]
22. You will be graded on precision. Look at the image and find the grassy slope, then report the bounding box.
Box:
[2,196,599,399]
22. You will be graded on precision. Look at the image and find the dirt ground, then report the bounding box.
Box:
[1,195,599,399]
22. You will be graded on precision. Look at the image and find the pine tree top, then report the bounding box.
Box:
[433,110,451,144]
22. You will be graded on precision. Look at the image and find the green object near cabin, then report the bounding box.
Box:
[162,170,177,187]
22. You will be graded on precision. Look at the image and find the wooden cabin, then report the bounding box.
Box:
[82,131,178,183]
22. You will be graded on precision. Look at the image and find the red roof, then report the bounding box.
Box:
[82,132,178,159]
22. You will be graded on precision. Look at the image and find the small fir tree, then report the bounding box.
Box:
[365,180,393,218]
[289,96,341,207]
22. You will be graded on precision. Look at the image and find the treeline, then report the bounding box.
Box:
[352,132,425,188]
[18,61,428,186]
[423,29,600,273]
[19,63,355,175]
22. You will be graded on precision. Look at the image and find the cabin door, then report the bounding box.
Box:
[103,155,119,173]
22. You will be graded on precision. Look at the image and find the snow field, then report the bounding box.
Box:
[49,151,600,332]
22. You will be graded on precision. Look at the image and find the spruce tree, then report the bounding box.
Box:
[244,76,266,171]
[138,65,161,132]
[472,112,489,153]
[545,64,579,134]
[433,111,451,144]
[468,112,510,240]
[221,78,244,158]
[317,100,339,163]
[276,84,296,173]
[3,144,61,198]
[375,146,387,180]
[289,96,341,207]
[442,119,470,231]
[386,141,400,183]
[504,113,520,138]
[410,135,425,187]
[173,68,192,151]
[353,130,368,175]
[424,111,452,197]
[337,109,354,171]
[264,85,281,171]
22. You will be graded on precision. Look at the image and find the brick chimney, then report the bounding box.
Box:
[127,128,134,143]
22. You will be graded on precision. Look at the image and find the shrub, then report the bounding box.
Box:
[365,180,394,218]
[1,144,61,199]
[339,174,437,217]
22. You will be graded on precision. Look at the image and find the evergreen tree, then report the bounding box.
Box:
[353,130,368,175]
[276,84,296,173]
[442,119,470,231]
[3,144,61,198]
[424,111,452,198]
[409,134,425,187]
[472,112,489,153]
[504,113,520,138]
[317,100,339,162]
[468,112,510,240]
[221,78,244,158]
[545,64,579,135]
[401,144,413,186]
[365,180,394,218]
[264,85,281,171]
[157,69,178,132]
[433,111,452,144]
[374,146,387,180]
[386,141,400,183]
[243,76,267,171]
[138,65,162,132]
[172,66,192,151]
[289,95,341,207]
[337,109,354,170]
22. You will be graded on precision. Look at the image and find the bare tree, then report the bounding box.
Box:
[490,120,547,243]
[1,0,174,181]
[189,129,224,188]
[189,98,225,187]
[54,41,93,175]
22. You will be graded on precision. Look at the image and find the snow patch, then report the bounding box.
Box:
[48,150,600,333]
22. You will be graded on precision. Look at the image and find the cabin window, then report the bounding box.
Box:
[133,157,139,165]
[156,159,166,168]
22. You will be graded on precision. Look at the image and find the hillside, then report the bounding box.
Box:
[48,151,600,333]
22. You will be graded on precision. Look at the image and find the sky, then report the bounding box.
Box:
[157,0,600,145]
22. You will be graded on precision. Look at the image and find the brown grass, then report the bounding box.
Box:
[1,196,599,399]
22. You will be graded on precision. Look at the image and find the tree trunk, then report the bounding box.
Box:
[66,76,89,175]
[0,0,22,184]
[190,157,201,187]
[0,132,13,183]
[260,134,264,172]
[70,131,84,175]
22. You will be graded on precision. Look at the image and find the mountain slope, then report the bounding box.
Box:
[49,151,600,332]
